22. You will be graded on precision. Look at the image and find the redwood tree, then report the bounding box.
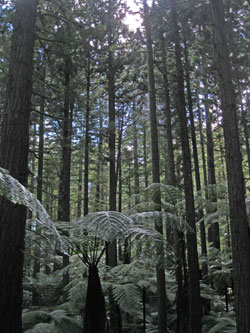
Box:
[169,0,202,331]
[0,0,39,331]
[143,1,168,332]
[210,0,250,331]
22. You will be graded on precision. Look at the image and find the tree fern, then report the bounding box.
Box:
[22,310,52,331]
[0,168,64,251]
[23,308,82,333]
[73,211,133,242]
[145,183,182,204]
[207,313,236,333]
[112,283,142,316]
[73,211,162,244]
[25,323,54,333]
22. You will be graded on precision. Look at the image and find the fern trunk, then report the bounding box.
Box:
[83,264,107,333]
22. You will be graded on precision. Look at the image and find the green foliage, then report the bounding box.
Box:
[202,312,236,333]
[25,323,54,333]
[23,311,52,331]
[73,211,133,242]
[112,283,142,315]
[23,308,82,333]
[0,168,64,251]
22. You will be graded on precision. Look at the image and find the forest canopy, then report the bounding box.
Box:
[0,0,250,332]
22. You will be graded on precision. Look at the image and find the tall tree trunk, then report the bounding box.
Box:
[143,122,149,188]
[133,105,140,205]
[241,102,250,181]
[117,114,124,213]
[197,92,209,285]
[159,32,176,187]
[107,14,117,269]
[57,55,72,302]
[84,59,91,216]
[77,140,84,218]
[0,1,38,331]
[210,1,250,331]
[205,97,220,250]
[106,3,121,331]
[143,2,168,332]
[169,0,202,332]
[32,70,45,303]
[95,113,104,212]
[159,31,189,331]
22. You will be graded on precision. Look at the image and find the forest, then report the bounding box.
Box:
[0,0,250,332]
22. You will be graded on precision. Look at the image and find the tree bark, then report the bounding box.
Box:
[133,104,140,205]
[57,55,72,301]
[159,32,176,187]
[143,122,149,188]
[205,95,220,250]
[197,92,209,287]
[143,2,168,332]
[0,1,38,331]
[32,65,45,303]
[106,3,121,331]
[210,1,250,331]
[83,264,107,333]
[169,0,202,331]
[241,102,250,181]
[84,59,91,216]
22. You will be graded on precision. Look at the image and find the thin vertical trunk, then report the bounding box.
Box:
[205,97,220,250]
[169,0,202,331]
[106,3,121,331]
[95,113,104,212]
[241,102,250,181]
[32,80,45,304]
[77,140,84,218]
[143,123,149,188]
[197,93,209,284]
[107,44,117,267]
[117,115,124,213]
[57,56,72,302]
[159,31,189,330]
[33,65,46,284]
[210,1,250,331]
[159,32,176,187]
[0,1,38,331]
[143,1,168,332]
[133,106,140,205]
[84,60,91,216]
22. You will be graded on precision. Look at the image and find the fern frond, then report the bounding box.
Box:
[132,201,160,213]
[0,168,65,252]
[112,283,142,315]
[73,211,133,242]
[22,310,52,331]
[145,183,182,204]
[207,315,236,333]
[25,323,54,333]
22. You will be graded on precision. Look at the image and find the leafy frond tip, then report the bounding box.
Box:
[73,211,133,242]
[0,168,65,253]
